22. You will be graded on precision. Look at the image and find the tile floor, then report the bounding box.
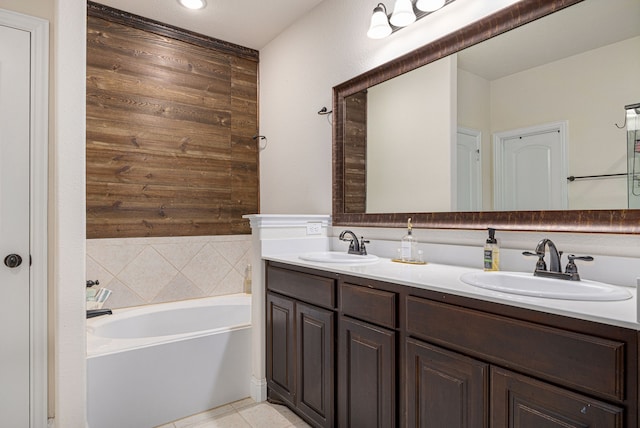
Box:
[156,398,312,428]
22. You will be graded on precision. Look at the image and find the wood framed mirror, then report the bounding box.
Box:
[333,0,640,233]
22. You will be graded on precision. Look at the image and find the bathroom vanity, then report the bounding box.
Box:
[264,258,639,428]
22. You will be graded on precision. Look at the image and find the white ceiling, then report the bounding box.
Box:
[93,0,326,50]
[93,0,640,75]
[458,0,640,80]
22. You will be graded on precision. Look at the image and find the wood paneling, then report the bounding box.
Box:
[344,91,367,213]
[86,2,258,238]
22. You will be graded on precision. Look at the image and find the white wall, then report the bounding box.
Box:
[367,56,455,213]
[0,0,86,425]
[53,0,88,426]
[3,0,638,425]
[259,0,640,263]
[490,36,640,210]
[458,36,640,210]
[457,66,492,208]
[0,0,53,18]
[258,0,521,214]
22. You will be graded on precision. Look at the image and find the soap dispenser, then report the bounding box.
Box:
[401,217,418,262]
[484,228,500,271]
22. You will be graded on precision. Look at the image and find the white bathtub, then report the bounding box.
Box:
[87,294,251,428]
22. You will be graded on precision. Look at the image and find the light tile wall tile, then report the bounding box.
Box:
[86,235,252,309]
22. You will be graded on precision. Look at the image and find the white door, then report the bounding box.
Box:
[0,23,32,427]
[457,127,482,211]
[493,122,568,211]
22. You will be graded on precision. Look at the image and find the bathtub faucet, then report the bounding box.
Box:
[86,309,113,318]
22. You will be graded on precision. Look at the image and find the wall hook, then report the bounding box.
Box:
[317,106,332,115]
[615,102,640,129]
[252,135,268,150]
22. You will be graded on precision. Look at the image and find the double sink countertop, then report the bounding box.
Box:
[264,253,640,330]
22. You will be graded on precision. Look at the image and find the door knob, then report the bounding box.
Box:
[4,254,23,268]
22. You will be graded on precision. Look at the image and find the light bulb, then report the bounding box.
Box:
[416,0,445,12]
[367,4,392,39]
[390,0,416,27]
[178,0,206,10]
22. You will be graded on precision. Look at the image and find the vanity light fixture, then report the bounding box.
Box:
[390,0,416,27]
[416,0,445,12]
[368,0,453,39]
[367,3,393,39]
[178,0,207,10]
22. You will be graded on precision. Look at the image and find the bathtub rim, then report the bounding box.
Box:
[87,293,251,357]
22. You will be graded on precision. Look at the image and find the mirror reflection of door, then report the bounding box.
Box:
[493,122,568,211]
[0,22,31,426]
[456,127,482,211]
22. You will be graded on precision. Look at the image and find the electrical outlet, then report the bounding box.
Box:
[306,222,322,235]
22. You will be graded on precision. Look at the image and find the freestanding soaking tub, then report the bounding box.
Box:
[87,293,251,428]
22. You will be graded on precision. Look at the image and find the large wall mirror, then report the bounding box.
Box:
[333,0,640,233]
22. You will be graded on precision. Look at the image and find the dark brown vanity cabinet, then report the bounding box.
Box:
[491,366,623,427]
[405,337,624,427]
[338,282,398,428]
[266,262,638,428]
[266,264,337,428]
[406,339,488,427]
[406,295,631,428]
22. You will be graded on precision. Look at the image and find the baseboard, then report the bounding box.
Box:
[250,376,267,402]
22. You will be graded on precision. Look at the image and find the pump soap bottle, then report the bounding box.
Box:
[401,218,418,262]
[483,228,500,271]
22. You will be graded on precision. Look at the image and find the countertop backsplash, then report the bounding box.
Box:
[329,227,640,288]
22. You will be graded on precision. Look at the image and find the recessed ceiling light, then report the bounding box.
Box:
[178,0,207,10]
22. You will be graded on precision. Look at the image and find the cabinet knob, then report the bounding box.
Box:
[4,254,23,268]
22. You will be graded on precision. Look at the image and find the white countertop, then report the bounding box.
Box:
[265,254,640,330]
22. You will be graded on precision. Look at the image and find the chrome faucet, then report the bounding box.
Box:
[536,238,562,273]
[523,238,593,281]
[339,230,369,255]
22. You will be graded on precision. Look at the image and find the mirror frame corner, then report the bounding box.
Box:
[332,0,640,234]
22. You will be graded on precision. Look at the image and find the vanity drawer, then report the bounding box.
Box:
[340,282,397,329]
[266,265,336,309]
[406,296,625,402]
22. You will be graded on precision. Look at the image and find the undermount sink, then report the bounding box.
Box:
[459,271,632,301]
[299,251,379,264]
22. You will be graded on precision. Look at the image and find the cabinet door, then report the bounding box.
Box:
[491,367,623,428]
[266,292,295,405]
[296,302,335,428]
[406,339,488,428]
[338,316,396,428]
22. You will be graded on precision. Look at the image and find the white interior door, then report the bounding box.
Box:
[0,23,32,427]
[457,127,482,211]
[493,122,568,211]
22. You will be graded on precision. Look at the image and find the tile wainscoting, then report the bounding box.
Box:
[86,235,252,309]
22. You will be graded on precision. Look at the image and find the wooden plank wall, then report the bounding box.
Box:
[343,91,367,213]
[86,3,259,238]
